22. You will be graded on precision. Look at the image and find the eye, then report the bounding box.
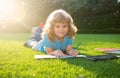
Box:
[63,25,67,28]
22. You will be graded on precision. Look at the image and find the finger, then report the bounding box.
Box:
[58,52,64,58]
[55,55,58,58]
[71,53,76,56]
[57,50,66,57]
[56,54,59,58]
[58,51,64,57]
[59,50,64,54]
[74,51,78,54]
[71,52,78,56]
[60,53,65,57]
[61,53,66,57]
[73,50,78,54]
[74,53,78,56]
[63,54,66,57]
[57,53,61,58]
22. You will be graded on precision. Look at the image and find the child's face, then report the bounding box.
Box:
[54,23,68,39]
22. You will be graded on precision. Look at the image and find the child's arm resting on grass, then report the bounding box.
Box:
[46,47,65,57]
[66,45,78,56]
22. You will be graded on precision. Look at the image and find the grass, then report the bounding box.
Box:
[0,33,120,78]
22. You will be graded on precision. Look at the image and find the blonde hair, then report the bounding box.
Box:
[43,9,77,42]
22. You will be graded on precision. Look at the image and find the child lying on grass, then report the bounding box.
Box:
[23,22,44,47]
[32,9,78,57]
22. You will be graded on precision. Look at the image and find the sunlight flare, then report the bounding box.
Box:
[0,0,25,21]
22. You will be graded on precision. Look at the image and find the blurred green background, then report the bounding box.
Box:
[0,0,120,33]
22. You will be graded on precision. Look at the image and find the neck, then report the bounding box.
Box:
[57,37,64,42]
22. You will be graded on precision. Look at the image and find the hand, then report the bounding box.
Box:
[53,50,66,58]
[68,49,78,56]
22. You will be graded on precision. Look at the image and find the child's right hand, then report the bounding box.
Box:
[53,50,66,57]
[68,49,78,56]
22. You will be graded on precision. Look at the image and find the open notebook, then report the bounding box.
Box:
[34,55,86,59]
[34,54,120,61]
[95,48,120,54]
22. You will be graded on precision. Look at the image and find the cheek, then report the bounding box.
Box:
[53,27,58,33]
[65,27,69,32]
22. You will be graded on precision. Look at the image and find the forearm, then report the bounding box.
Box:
[47,50,60,55]
[47,51,56,55]
[66,45,73,54]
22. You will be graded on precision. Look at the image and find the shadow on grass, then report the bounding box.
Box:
[61,57,120,78]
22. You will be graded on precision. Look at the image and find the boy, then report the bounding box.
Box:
[23,22,44,47]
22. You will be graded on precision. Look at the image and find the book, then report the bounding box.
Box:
[86,55,120,61]
[34,55,86,59]
[34,54,120,61]
[95,48,120,54]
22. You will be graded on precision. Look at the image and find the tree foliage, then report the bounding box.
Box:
[0,0,120,33]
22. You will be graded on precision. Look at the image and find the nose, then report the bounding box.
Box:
[60,27,64,32]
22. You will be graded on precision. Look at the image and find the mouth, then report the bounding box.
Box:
[58,33,65,36]
[59,32,65,34]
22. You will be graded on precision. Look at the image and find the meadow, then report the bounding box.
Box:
[0,33,120,78]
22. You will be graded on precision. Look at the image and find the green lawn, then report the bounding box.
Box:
[0,33,120,78]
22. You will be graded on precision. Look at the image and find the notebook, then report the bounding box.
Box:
[95,48,120,54]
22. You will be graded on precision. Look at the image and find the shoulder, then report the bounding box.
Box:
[42,32,48,38]
[65,35,73,40]
[42,33,51,42]
[40,33,53,48]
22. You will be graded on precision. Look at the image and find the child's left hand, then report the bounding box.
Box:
[68,49,78,56]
